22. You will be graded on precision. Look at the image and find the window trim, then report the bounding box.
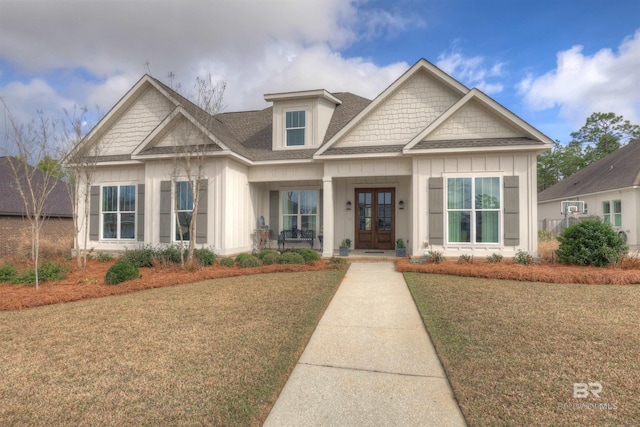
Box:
[280,189,319,235]
[613,200,622,227]
[100,184,137,241]
[602,201,611,225]
[173,180,194,243]
[445,176,502,245]
[285,110,306,147]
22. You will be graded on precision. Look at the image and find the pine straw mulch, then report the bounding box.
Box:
[0,258,340,311]
[396,258,640,285]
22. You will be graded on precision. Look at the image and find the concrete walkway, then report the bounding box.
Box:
[263,262,467,426]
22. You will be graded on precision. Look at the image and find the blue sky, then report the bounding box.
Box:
[1,0,639,148]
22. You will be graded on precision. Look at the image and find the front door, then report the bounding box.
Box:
[355,188,395,250]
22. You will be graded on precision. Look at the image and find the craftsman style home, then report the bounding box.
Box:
[70,59,552,258]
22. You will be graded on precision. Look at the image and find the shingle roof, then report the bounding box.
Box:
[538,138,640,202]
[0,157,72,217]
[411,137,544,150]
[321,145,404,156]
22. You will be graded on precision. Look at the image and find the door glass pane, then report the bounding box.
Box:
[359,192,372,231]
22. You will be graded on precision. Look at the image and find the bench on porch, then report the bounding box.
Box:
[277,229,316,251]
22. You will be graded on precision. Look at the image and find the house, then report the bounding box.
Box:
[0,157,74,257]
[538,138,640,248]
[69,58,553,258]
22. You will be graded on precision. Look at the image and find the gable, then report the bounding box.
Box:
[94,86,173,156]
[425,99,523,140]
[333,70,463,148]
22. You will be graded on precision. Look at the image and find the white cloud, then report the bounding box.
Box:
[436,48,505,94]
[518,30,640,127]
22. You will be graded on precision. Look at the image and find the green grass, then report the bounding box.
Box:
[406,273,640,427]
[0,271,344,426]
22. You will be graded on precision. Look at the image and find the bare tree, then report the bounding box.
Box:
[1,100,59,290]
[168,72,226,266]
[60,105,104,270]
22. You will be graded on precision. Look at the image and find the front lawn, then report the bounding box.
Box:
[406,273,640,426]
[0,271,344,426]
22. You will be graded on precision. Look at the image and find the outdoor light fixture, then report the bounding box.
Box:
[346,201,352,210]
[399,200,405,210]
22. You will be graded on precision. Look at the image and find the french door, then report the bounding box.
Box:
[355,188,395,250]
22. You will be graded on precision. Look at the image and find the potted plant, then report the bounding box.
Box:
[395,238,407,257]
[339,239,350,256]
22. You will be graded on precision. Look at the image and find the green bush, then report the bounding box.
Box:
[556,219,627,266]
[280,252,305,265]
[15,261,67,285]
[105,260,140,285]
[257,249,279,260]
[0,264,18,283]
[296,248,321,263]
[329,257,347,266]
[96,252,114,262]
[194,248,216,266]
[238,255,261,268]
[219,257,235,267]
[122,245,156,267]
[261,252,282,265]
[157,245,185,265]
[513,250,533,265]
[487,253,503,263]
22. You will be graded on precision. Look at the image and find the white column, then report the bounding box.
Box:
[322,176,334,258]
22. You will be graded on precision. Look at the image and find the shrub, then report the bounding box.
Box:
[513,250,533,265]
[238,255,261,268]
[556,219,627,266]
[329,257,347,266]
[427,250,445,264]
[296,248,321,263]
[280,252,305,265]
[96,252,114,262]
[194,248,216,266]
[487,253,503,263]
[261,252,282,265]
[257,249,279,260]
[219,257,235,267]
[235,253,255,264]
[0,264,18,283]
[157,245,185,265]
[122,245,156,267]
[16,261,66,285]
[457,254,472,263]
[105,260,140,285]
[538,229,557,242]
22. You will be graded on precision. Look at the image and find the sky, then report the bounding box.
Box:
[1,0,639,149]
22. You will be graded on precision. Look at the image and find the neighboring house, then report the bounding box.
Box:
[69,59,553,258]
[0,157,74,257]
[538,138,640,247]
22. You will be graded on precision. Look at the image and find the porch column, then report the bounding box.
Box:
[322,176,334,258]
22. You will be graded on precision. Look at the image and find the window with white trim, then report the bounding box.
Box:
[603,201,611,225]
[447,177,500,244]
[175,181,193,241]
[613,200,622,227]
[102,185,135,239]
[285,111,305,146]
[281,190,317,233]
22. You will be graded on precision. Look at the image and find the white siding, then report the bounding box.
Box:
[249,163,323,182]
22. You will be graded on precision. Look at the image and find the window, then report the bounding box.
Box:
[447,177,500,244]
[175,181,193,241]
[602,201,611,225]
[613,200,622,227]
[285,111,305,146]
[102,185,135,239]
[282,190,317,233]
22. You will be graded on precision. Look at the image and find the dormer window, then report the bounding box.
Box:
[286,111,305,146]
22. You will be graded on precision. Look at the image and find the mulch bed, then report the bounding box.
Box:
[0,259,337,311]
[396,258,640,285]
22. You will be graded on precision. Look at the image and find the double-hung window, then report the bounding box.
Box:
[447,177,500,244]
[285,111,305,146]
[603,201,611,225]
[102,185,135,239]
[613,200,622,227]
[175,181,193,241]
[282,190,317,233]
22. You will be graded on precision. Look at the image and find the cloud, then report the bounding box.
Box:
[518,30,640,126]
[436,48,504,94]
